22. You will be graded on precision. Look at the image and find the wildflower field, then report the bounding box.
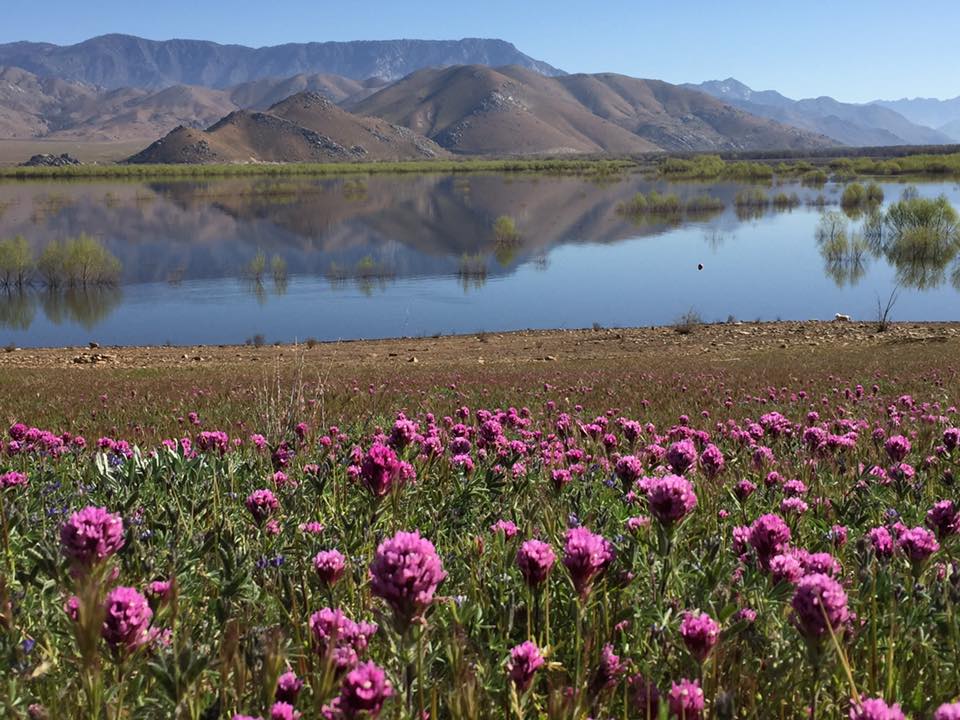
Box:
[1,326,960,719]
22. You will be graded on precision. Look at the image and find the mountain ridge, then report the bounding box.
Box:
[0,34,564,89]
[348,66,834,155]
[686,78,952,146]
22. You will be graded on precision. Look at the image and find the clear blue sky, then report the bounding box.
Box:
[2,0,957,102]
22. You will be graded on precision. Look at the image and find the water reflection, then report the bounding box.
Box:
[0,175,958,344]
[0,287,122,330]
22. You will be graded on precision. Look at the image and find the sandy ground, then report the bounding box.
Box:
[0,139,147,166]
[2,321,957,371]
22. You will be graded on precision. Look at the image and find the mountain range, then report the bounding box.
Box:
[684,78,955,146]
[0,34,562,88]
[870,96,960,141]
[0,65,388,142]
[1,34,959,161]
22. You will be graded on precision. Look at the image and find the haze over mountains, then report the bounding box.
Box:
[1,33,959,161]
[686,78,960,146]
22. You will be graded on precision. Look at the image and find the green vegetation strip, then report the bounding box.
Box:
[0,158,634,180]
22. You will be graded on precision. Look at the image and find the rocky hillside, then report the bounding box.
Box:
[349,66,834,154]
[128,91,448,163]
[0,34,563,89]
[0,66,387,143]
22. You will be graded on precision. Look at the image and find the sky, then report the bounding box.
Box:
[1,0,957,103]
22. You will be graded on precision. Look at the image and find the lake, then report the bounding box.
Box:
[0,173,958,347]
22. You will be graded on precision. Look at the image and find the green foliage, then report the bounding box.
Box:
[0,158,636,180]
[771,192,801,209]
[36,234,121,287]
[617,191,724,219]
[270,254,287,283]
[247,250,267,281]
[0,234,33,286]
[493,215,521,244]
[733,188,769,208]
[658,155,773,180]
[865,182,884,204]
[841,183,867,208]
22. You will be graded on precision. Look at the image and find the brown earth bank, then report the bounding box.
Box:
[3,320,958,445]
[2,321,958,371]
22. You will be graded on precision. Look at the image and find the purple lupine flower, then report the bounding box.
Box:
[934,702,960,720]
[803,552,841,577]
[867,527,894,558]
[270,702,301,720]
[516,539,556,587]
[563,527,615,598]
[589,643,624,695]
[668,678,704,719]
[245,489,279,525]
[734,479,756,501]
[338,661,393,719]
[313,550,347,586]
[0,471,28,489]
[615,455,644,487]
[769,552,806,585]
[369,531,446,629]
[699,444,725,479]
[643,475,697,526]
[679,611,720,663]
[748,514,791,569]
[308,607,377,672]
[101,586,153,653]
[926,500,959,540]
[897,526,939,566]
[360,444,403,497]
[275,671,304,704]
[507,641,545,691]
[60,506,125,565]
[490,519,519,538]
[850,697,905,720]
[791,573,849,642]
[666,440,698,474]
[884,435,911,462]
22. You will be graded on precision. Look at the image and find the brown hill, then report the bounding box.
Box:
[0,66,389,145]
[128,91,448,163]
[349,65,835,154]
[227,74,385,109]
[56,84,237,142]
[0,66,102,137]
[347,65,659,155]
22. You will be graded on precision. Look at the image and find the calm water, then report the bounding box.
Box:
[0,173,958,347]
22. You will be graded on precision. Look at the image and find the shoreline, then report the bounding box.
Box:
[3,320,958,369]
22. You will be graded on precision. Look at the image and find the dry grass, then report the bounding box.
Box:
[0,139,147,166]
[1,322,957,444]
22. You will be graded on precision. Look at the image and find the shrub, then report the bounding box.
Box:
[865,182,884,205]
[841,183,867,208]
[493,215,520,244]
[0,235,33,287]
[734,188,769,208]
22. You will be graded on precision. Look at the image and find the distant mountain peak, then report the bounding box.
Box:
[685,78,951,147]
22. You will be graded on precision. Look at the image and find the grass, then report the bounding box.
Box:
[617,191,724,220]
[0,158,636,181]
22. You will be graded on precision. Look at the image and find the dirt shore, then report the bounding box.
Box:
[2,321,958,371]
